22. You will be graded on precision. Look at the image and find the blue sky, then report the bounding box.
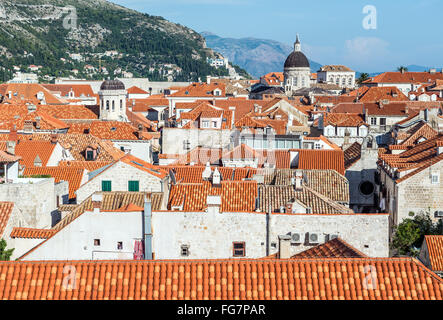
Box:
[110,0,443,72]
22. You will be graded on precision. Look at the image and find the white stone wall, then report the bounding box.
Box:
[0,178,57,229]
[20,209,389,261]
[162,128,232,155]
[22,209,144,261]
[76,161,164,203]
[112,140,152,163]
[152,211,389,259]
[395,160,443,224]
[318,71,355,88]
[99,89,127,121]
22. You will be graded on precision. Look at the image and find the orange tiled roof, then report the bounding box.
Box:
[323,113,367,127]
[10,227,56,239]
[424,235,443,271]
[127,86,149,94]
[119,154,168,179]
[0,202,14,237]
[0,83,64,105]
[293,238,366,258]
[68,121,150,140]
[366,71,443,84]
[41,84,95,98]
[58,160,112,172]
[344,142,362,169]
[379,134,443,182]
[297,149,345,175]
[359,86,409,102]
[1,258,441,300]
[38,104,98,120]
[169,82,226,97]
[129,97,169,112]
[23,166,86,199]
[168,181,258,212]
[1,140,57,168]
[0,150,21,163]
[0,105,69,131]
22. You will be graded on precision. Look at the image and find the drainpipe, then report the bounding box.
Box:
[266,204,272,256]
[143,194,153,259]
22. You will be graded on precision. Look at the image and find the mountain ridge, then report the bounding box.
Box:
[201,32,322,78]
[0,0,248,82]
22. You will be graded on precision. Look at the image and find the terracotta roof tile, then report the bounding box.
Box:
[0,202,14,237]
[424,235,443,271]
[1,258,440,300]
[297,150,345,175]
[23,166,85,200]
[10,228,56,239]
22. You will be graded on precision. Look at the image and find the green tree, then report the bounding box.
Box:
[0,239,14,261]
[397,66,408,73]
[392,212,442,256]
[392,218,421,256]
[356,73,370,84]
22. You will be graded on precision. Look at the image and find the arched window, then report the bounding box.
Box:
[112,101,115,111]
[106,101,110,110]
[120,100,123,110]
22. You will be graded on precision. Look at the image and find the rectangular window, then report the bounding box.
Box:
[181,245,189,257]
[233,242,246,257]
[128,180,140,192]
[431,174,440,184]
[101,180,112,192]
[379,118,386,125]
[86,150,94,161]
[371,118,377,125]
[202,120,209,128]
[117,242,123,250]
[94,239,101,246]
[183,140,190,150]
[212,121,217,128]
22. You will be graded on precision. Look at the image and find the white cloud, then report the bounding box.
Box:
[344,37,391,71]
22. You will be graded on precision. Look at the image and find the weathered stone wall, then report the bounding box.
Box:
[0,178,57,229]
[152,211,389,259]
[162,128,232,155]
[76,162,164,203]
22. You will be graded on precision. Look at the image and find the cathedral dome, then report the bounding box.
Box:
[284,51,310,69]
[100,79,125,91]
[284,34,310,69]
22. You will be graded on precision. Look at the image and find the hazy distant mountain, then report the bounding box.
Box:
[201,32,322,78]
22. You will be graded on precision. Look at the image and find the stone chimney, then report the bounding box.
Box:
[6,140,16,155]
[92,193,103,214]
[212,167,221,185]
[294,170,303,191]
[207,195,221,214]
[202,162,212,180]
[229,106,235,127]
[278,235,291,259]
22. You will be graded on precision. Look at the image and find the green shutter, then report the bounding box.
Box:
[102,180,112,192]
[128,180,139,192]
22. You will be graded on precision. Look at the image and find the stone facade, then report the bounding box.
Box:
[379,159,443,227]
[76,161,166,203]
[152,211,389,259]
[162,128,232,155]
[0,178,64,229]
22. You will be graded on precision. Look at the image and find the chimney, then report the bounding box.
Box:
[6,140,16,155]
[278,235,291,259]
[202,162,212,180]
[212,167,221,185]
[229,106,236,127]
[8,91,12,99]
[207,195,222,214]
[143,194,153,260]
[294,170,303,191]
[92,193,103,214]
